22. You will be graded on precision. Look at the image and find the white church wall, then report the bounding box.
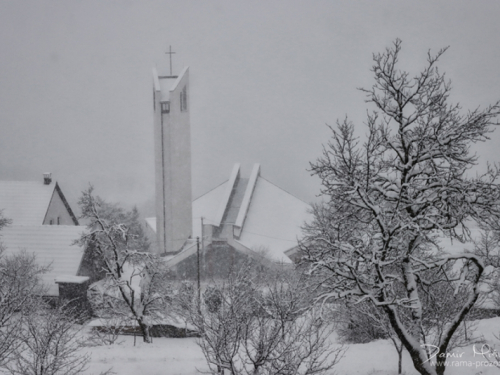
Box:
[153,67,193,254]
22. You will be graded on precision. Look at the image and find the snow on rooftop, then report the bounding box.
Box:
[1,225,85,296]
[55,275,89,284]
[145,180,230,239]
[145,217,156,232]
[0,180,55,225]
[155,66,189,102]
[237,177,313,263]
[193,180,230,238]
[146,164,313,264]
[158,77,178,101]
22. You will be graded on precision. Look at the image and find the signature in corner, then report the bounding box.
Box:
[420,344,465,364]
[472,344,498,359]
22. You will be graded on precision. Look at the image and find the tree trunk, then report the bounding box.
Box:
[464,321,468,341]
[398,345,403,374]
[137,318,152,343]
[435,260,484,375]
[384,305,437,375]
[390,337,404,374]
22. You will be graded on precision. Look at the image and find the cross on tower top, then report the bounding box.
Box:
[165,45,176,76]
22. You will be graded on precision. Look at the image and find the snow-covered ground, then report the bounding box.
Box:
[84,318,500,375]
[85,336,209,375]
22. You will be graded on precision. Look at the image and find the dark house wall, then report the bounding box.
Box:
[77,243,108,284]
[174,243,265,280]
[58,243,108,318]
[58,280,92,318]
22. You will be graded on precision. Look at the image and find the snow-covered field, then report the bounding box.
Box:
[85,336,208,375]
[84,318,500,375]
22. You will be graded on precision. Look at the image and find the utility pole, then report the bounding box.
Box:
[196,236,201,305]
[201,217,205,277]
[201,217,204,249]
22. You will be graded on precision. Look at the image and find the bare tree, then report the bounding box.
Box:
[190,267,345,375]
[302,39,500,375]
[3,302,90,375]
[240,272,344,375]
[0,211,9,232]
[335,299,405,373]
[467,230,500,369]
[419,266,483,352]
[0,212,48,367]
[171,281,198,336]
[192,279,248,374]
[0,250,48,367]
[77,186,171,343]
[86,316,125,346]
[336,281,481,375]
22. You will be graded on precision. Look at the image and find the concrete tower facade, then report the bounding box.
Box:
[152,66,192,254]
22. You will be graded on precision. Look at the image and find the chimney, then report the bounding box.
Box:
[43,173,52,185]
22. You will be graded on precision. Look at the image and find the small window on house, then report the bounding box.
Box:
[57,217,60,225]
[180,85,187,112]
[49,219,53,225]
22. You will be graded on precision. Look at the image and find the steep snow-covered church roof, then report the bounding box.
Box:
[146,163,312,265]
[236,176,311,262]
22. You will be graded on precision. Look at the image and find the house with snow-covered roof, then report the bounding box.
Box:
[146,65,312,279]
[0,173,96,310]
[0,173,78,226]
[1,225,86,296]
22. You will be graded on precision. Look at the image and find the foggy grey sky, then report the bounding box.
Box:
[1,1,500,215]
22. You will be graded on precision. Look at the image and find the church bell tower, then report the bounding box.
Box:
[152,64,192,254]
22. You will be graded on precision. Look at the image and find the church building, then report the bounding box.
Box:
[146,63,312,279]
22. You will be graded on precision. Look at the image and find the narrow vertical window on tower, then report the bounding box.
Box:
[180,85,187,112]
